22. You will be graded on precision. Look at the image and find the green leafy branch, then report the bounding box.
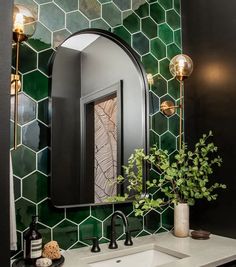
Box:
[107,131,226,216]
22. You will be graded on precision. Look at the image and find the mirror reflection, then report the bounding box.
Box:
[50,29,148,207]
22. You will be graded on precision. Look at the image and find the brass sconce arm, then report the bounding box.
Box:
[160,54,193,151]
[12,4,36,149]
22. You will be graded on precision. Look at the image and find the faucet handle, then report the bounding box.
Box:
[124,231,133,246]
[84,237,101,253]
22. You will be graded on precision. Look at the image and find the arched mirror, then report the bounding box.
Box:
[50,29,149,207]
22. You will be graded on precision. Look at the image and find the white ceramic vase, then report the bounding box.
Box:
[174,203,189,237]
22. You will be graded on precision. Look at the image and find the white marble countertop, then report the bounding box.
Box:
[62,231,236,267]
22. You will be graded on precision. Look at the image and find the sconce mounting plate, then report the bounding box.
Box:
[160,100,176,116]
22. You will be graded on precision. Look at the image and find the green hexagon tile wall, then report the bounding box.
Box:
[11,0,181,258]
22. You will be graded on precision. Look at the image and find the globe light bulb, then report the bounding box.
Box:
[147,73,154,85]
[169,54,193,81]
[13,4,37,42]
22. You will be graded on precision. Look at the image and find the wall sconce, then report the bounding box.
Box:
[12,4,37,149]
[160,54,193,150]
[147,73,154,86]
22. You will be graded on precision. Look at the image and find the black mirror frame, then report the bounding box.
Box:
[49,28,150,207]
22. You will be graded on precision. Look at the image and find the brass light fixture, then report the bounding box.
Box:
[147,73,154,86]
[12,4,37,149]
[161,54,193,150]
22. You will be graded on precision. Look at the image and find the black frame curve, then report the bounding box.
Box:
[49,28,149,206]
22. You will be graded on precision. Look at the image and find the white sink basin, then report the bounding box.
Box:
[88,249,180,267]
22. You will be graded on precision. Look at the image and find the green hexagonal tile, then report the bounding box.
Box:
[149,169,161,183]
[34,0,51,3]
[151,38,166,60]
[38,48,54,76]
[102,2,121,27]
[38,98,49,125]
[158,0,172,10]
[132,32,149,55]
[168,78,180,99]
[91,18,110,31]
[167,43,181,60]
[144,210,160,233]
[150,130,159,147]
[103,216,123,240]
[23,70,49,101]
[161,206,173,230]
[70,241,86,249]
[39,3,65,31]
[79,217,102,240]
[151,75,167,97]
[167,9,180,30]
[159,23,173,45]
[142,17,157,39]
[38,199,64,227]
[160,131,176,153]
[14,176,21,200]
[10,122,21,149]
[123,12,140,33]
[15,198,36,231]
[53,29,71,48]
[134,2,149,18]
[136,230,150,237]
[169,114,179,136]
[114,203,133,215]
[11,146,36,178]
[114,0,131,11]
[142,53,158,75]
[11,93,36,126]
[174,0,180,14]
[127,212,143,232]
[54,0,78,12]
[79,0,101,20]
[91,205,113,221]
[159,58,172,80]
[67,206,90,224]
[149,91,159,115]
[174,29,181,48]
[113,26,131,45]
[157,227,168,233]
[27,22,51,52]
[53,220,78,250]
[66,11,89,33]
[37,148,50,175]
[152,188,167,201]
[23,171,48,203]
[151,112,167,135]
[12,43,37,73]
[22,120,49,152]
[150,3,165,24]
[38,222,52,245]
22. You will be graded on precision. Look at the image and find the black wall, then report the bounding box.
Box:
[182,0,236,238]
[0,0,12,265]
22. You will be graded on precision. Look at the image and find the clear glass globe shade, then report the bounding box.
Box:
[13,4,36,38]
[169,54,193,81]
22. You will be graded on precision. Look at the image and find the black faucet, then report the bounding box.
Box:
[108,210,133,249]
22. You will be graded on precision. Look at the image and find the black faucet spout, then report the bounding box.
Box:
[108,210,132,249]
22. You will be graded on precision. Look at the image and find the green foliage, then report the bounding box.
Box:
[111,131,226,216]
